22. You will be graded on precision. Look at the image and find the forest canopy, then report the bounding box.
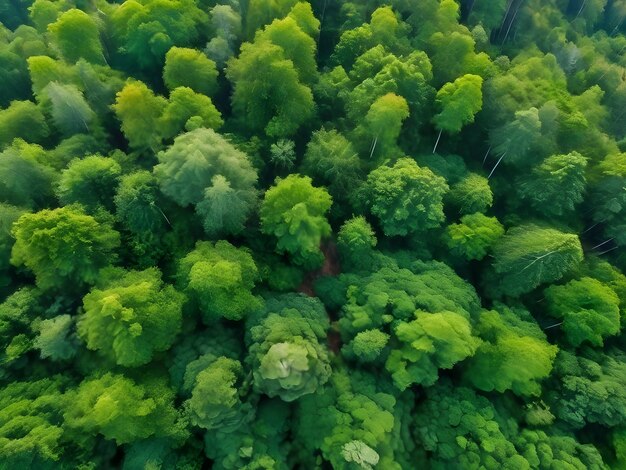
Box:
[0,0,626,468]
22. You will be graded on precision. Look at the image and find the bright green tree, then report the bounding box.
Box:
[78,267,185,367]
[260,174,332,269]
[113,81,166,151]
[158,86,223,141]
[447,173,493,215]
[48,9,104,64]
[463,305,557,396]
[363,158,449,236]
[177,241,261,323]
[64,373,182,445]
[364,93,409,160]
[444,213,504,261]
[163,47,218,97]
[484,224,584,297]
[226,40,314,137]
[432,74,483,153]
[10,206,120,290]
[57,156,121,212]
[545,277,621,347]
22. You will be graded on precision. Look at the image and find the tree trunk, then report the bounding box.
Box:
[432,129,442,154]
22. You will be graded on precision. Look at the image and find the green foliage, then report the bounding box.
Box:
[184,356,249,431]
[364,93,410,159]
[445,213,504,261]
[337,216,377,271]
[42,82,97,137]
[177,240,261,323]
[114,170,167,238]
[0,100,49,148]
[519,152,588,217]
[0,140,56,209]
[260,174,332,269]
[78,268,184,367]
[155,128,257,237]
[463,305,557,396]
[48,9,104,64]
[34,314,77,361]
[247,294,331,401]
[433,74,483,134]
[548,349,626,429]
[11,206,120,290]
[163,47,218,97]
[386,310,480,389]
[226,40,314,137]
[363,158,449,236]
[64,373,182,445]
[0,378,67,467]
[1,2,626,467]
[158,86,223,141]
[113,81,166,151]
[485,224,584,297]
[415,381,527,469]
[294,370,397,468]
[545,277,621,347]
[57,155,121,212]
[447,173,493,215]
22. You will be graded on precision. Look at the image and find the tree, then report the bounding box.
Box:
[0,140,56,209]
[114,171,168,238]
[109,0,207,73]
[163,47,218,97]
[260,174,332,269]
[432,74,483,153]
[244,0,298,38]
[0,378,67,468]
[427,31,494,86]
[269,139,296,169]
[484,224,584,298]
[254,15,319,84]
[226,40,314,137]
[337,216,377,271]
[363,158,449,237]
[518,152,588,218]
[414,381,530,468]
[447,173,493,215]
[444,213,504,261]
[488,107,542,174]
[386,309,480,390]
[184,357,249,431]
[547,349,626,429]
[64,373,182,445]
[42,82,96,137]
[463,305,557,396]
[48,9,104,64]
[0,204,26,289]
[78,268,184,367]
[34,314,77,361]
[0,100,49,148]
[177,240,261,323]
[11,206,120,290]
[363,93,410,160]
[158,86,223,141]
[246,294,331,401]
[113,81,166,151]
[57,156,121,212]
[154,128,258,237]
[545,277,621,347]
[300,129,363,216]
